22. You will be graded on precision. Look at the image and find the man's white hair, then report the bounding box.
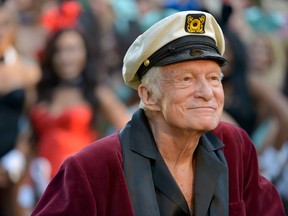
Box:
[139,67,163,109]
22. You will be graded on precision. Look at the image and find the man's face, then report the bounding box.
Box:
[156,60,224,133]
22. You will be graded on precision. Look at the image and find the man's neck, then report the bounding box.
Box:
[147,114,201,165]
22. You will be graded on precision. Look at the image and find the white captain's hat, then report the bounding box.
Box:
[123,10,227,89]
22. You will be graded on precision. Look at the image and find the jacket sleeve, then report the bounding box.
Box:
[31,157,97,216]
[213,122,285,216]
[239,128,285,216]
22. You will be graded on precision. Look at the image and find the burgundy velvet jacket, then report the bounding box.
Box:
[32,110,285,216]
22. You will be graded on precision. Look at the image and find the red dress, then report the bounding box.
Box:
[30,105,97,178]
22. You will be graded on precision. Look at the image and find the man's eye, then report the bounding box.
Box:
[211,76,219,80]
[210,75,222,81]
[183,77,191,81]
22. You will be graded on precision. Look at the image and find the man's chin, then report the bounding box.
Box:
[193,119,220,132]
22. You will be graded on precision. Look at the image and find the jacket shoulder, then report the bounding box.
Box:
[72,131,123,171]
[212,121,254,160]
[212,121,248,141]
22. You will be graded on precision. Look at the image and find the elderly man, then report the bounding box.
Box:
[32,11,285,216]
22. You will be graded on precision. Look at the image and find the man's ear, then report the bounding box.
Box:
[138,84,161,111]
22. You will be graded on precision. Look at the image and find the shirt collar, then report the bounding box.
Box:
[129,108,158,159]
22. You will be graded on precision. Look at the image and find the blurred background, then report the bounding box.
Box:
[0,0,287,215]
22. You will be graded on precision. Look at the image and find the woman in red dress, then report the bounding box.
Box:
[29,27,131,202]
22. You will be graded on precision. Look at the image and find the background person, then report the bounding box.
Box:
[24,27,131,209]
[0,2,40,215]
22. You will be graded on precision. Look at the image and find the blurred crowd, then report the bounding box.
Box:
[0,0,287,215]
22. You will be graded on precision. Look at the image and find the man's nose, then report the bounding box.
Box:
[193,79,214,100]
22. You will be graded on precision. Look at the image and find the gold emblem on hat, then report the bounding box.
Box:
[190,49,204,56]
[185,14,206,33]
